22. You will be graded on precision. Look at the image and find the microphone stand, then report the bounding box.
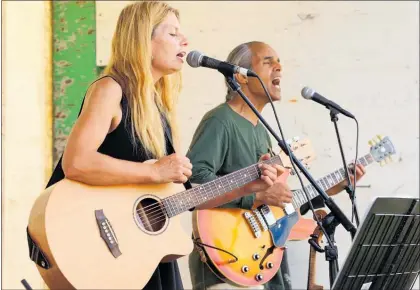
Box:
[321,211,340,287]
[329,107,360,227]
[224,74,358,242]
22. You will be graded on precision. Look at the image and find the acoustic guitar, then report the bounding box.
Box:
[192,135,396,287]
[27,142,290,289]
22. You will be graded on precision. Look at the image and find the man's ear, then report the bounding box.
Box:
[235,73,248,85]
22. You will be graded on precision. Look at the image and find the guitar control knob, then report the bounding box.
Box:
[255,274,263,281]
[266,262,274,269]
[241,266,249,273]
[252,253,260,260]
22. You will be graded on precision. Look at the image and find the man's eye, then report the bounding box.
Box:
[170,33,177,36]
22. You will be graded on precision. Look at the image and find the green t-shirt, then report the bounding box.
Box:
[186,103,292,290]
[187,102,273,209]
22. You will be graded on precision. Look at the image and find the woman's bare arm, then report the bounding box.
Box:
[62,77,157,186]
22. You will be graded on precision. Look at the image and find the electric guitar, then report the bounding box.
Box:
[27,142,293,289]
[192,135,396,287]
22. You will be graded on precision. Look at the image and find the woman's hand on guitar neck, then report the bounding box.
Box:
[151,153,193,184]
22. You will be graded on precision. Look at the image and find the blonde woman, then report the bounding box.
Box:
[46,2,281,289]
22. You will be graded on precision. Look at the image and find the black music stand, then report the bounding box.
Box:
[332,197,420,290]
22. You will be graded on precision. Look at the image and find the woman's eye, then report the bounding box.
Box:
[170,33,177,37]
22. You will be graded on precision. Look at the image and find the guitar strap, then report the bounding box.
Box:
[26,227,51,270]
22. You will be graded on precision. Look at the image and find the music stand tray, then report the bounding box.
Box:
[332,197,420,290]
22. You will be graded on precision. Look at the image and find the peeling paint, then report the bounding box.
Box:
[53,1,97,165]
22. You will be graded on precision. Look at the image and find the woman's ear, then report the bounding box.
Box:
[235,73,248,85]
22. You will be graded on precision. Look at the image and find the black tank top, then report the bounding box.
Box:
[46,76,183,290]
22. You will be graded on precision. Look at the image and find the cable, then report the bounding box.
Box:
[351,118,359,225]
[192,238,238,263]
[255,75,335,247]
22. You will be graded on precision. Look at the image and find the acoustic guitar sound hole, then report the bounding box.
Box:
[134,196,168,234]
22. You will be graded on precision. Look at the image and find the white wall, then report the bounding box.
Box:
[95,1,420,289]
[2,1,52,289]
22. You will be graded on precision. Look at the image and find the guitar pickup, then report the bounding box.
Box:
[283,203,295,215]
[258,205,276,227]
[253,209,268,231]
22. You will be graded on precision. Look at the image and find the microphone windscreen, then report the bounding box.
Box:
[301,86,315,99]
[186,51,203,68]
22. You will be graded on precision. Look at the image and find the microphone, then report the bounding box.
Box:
[301,86,355,119]
[186,50,257,77]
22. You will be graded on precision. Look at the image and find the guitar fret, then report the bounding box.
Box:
[334,170,342,182]
[320,178,328,190]
[308,185,316,199]
[296,190,303,205]
[305,186,313,201]
[301,190,309,203]
[324,176,332,188]
[329,173,335,185]
[339,168,346,179]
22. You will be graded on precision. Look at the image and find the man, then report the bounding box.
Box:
[187,41,366,290]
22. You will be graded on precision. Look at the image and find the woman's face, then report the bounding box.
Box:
[151,12,189,79]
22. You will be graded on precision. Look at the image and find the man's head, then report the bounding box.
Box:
[225,42,282,104]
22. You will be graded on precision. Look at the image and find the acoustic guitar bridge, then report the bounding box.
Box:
[95,209,122,258]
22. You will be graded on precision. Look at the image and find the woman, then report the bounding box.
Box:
[46,2,281,289]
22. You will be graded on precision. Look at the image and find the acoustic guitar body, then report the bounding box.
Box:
[28,178,193,289]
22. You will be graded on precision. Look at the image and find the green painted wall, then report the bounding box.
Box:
[52,1,98,165]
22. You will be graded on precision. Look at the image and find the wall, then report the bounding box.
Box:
[2,1,52,289]
[52,1,97,165]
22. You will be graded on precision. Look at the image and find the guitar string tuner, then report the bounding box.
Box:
[293,136,300,142]
[377,134,383,140]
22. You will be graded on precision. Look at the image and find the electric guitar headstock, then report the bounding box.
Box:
[278,136,316,175]
[368,135,397,166]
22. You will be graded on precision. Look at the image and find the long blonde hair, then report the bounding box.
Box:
[103,1,181,159]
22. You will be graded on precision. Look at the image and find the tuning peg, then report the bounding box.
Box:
[293,136,300,142]
[380,160,385,166]
[369,140,376,146]
[386,156,393,163]
[377,134,383,140]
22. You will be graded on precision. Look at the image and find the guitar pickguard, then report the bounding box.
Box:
[268,211,299,248]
